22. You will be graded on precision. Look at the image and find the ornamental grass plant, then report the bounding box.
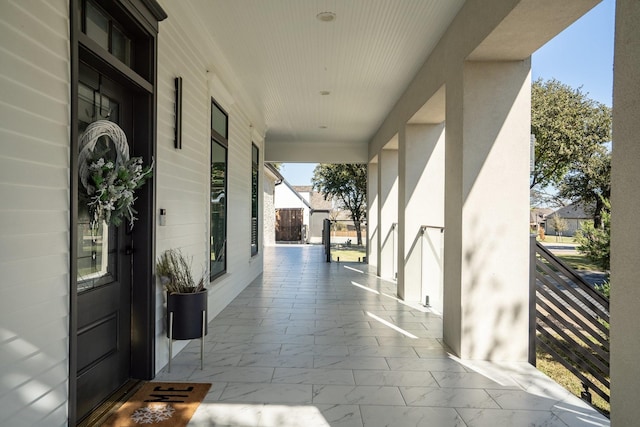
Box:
[157,249,206,294]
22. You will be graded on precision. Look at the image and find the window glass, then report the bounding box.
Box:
[111,25,132,66]
[84,0,133,67]
[210,139,227,279]
[85,1,109,49]
[251,144,259,256]
[212,103,227,139]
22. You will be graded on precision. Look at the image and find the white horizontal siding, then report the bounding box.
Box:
[155,1,265,370]
[0,1,70,427]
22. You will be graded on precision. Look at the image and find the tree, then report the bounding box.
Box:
[530,78,612,191]
[575,198,610,271]
[559,145,610,228]
[548,214,568,242]
[312,164,367,245]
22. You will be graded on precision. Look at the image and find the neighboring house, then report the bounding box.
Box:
[274,180,312,242]
[530,207,553,233]
[263,163,284,246]
[272,182,341,244]
[546,202,594,237]
[293,185,335,244]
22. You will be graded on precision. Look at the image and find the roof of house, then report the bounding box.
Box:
[280,179,312,209]
[292,185,312,193]
[550,202,594,219]
[264,163,284,183]
[530,208,554,223]
[292,185,334,211]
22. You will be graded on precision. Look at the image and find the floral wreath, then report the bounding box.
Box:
[79,120,153,229]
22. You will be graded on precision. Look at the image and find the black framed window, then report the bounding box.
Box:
[251,144,259,256]
[82,0,133,66]
[210,100,228,280]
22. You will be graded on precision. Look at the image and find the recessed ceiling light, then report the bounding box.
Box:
[316,12,336,22]
[319,125,328,129]
[319,90,331,96]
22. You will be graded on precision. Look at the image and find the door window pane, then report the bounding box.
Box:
[77,81,119,292]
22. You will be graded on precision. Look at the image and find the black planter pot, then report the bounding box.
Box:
[166,289,208,340]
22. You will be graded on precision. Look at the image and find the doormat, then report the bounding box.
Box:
[102,382,211,426]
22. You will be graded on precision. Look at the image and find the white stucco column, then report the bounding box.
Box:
[611,0,640,423]
[397,124,445,305]
[378,148,398,280]
[367,160,379,268]
[443,60,531,361]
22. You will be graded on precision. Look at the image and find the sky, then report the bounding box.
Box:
[279,0,615,186]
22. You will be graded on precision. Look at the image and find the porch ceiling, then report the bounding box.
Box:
[188,0,465,154]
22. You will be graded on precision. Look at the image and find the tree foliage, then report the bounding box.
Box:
[575,198,610,271]
[559,145,611,227]
[548,214,568,238]
[530,78,612,191]
[312,164,367,245]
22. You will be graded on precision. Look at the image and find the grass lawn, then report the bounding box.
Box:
[536,346,609,416]
[538,235,577,244]
[553,253,603,272]
[331,245,366,262]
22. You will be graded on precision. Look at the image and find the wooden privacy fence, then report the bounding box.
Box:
[530,237,610,404]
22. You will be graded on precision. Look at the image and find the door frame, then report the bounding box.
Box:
[69,1,166,424]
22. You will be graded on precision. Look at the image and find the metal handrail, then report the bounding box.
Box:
[420,225,444,233]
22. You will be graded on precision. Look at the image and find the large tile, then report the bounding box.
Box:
[456,408,569,427]
[348,345,419,358]
[553,404,611,427]
[486,389,562,411]
[272,368,355,385]
[431,371,520,389]
[219,383,312,404]
[188,366,275,383]
[238,354,314,369]
[252,334,315,345]
[189,402,263,427]
[385,357,467,373]
[313,356,390,370]
[258,404,335,427]
[280,343,350,357]
[315,404,363,427]
[360,405,466,427]
[314,336,380,346]
[400,387,500,409]
[353,370,437,387]
[212,342,282,354]
[312,385,405,405]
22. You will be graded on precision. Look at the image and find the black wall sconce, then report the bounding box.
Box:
[174,76,183,149]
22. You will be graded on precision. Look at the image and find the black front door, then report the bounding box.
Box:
[75,63,133,420]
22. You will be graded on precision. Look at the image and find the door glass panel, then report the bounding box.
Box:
[77,81,119,292]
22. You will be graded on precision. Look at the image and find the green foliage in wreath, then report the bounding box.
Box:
[85,148,153,229]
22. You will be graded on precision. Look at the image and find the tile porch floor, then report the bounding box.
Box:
[154,245,609,427]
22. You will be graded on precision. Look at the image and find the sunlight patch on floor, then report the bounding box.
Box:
[192,403,330,427]
[366,312,418,339]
